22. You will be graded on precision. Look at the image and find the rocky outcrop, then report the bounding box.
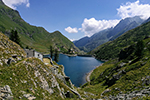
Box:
[0,85,13,100]
[102,87,150,100]
[0,32,26,66]
[0,32,82,99]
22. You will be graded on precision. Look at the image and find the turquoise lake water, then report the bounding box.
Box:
[57,54,103,87]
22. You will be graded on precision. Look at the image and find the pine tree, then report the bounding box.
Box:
[10,30,15,41]
[50,45,53,58]
[54,49,59,62]
[135,40,144,58]
[10,30,21,46]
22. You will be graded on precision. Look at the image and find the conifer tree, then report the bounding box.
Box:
[50,45,53,58]
[54,49,59,62]
[10,30,21,46]
[135,40,144,58]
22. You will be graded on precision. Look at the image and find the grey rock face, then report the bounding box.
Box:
[0,85,13,100]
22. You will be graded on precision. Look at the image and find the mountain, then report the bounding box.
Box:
[0,0,79,53]
[91,20,150,60]
[74,36,90,47]
[81,36,150,99]
[143,17,150,24]
[80,20,150,100]
[109,16,144,40]
[74,16,144,52]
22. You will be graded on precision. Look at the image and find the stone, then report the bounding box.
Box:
[0,85,13,100]
[6,96,13,100]
[7,58,16,64]
[54,65,59,68]
[0,93,5,98]
[4,85,12,95]
[23,94,36,100]
[119,63,126,67]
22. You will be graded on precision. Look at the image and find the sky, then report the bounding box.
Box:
[2,0,150,41]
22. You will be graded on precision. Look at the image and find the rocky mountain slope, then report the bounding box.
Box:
[0,32,82,99]
[92,20,150,60]
[74,16,144,52]
[0,0,79,53]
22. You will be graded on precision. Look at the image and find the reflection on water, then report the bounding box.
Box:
[57,54,103,87]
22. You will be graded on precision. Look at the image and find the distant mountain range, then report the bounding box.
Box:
[91,17,150,60]
[74,16,145,52]
[0,0,79,53]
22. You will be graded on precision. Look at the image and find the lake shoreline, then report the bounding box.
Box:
[86,63,103,83]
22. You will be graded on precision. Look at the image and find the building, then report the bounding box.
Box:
[24,49,43,61]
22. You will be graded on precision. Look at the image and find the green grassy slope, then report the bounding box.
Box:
[80,20,150,99]
[91,21,150,60]
[0,32,81,99]
[0,0,79,53]
[81,37,150,99]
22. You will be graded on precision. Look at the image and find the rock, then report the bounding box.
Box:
[11,54,17,58]
[6,96,13,100]
[23,94,36,100]
[0,85,13,100]
[54,65,59,68]
[119,63,126,68]
[7,58,16,64]
[4,85,13,95]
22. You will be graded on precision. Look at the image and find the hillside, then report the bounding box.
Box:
[92,21,150,60]
[0,0,79,53]
[0,32,82,99]
[80,28,150,100]
[74,16,144,52]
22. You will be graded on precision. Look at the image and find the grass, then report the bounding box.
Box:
[0,1,80,53]
[81,37,150,99]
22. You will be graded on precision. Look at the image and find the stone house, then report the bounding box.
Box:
[24,49,43,61]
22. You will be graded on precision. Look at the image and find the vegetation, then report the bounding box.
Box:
[9,30,21,46]
[92,21,150,60]
[0,1,79,53]
[54,49,59,62]
[50,45,54,58]
[80,20,150,99]
[81,37,150,99]
[0,32,80,100]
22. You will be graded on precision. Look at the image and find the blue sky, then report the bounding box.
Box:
[2,0,150,41]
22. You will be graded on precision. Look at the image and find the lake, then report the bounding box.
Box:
[57,54,103,87]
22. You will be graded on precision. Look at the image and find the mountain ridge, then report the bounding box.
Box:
[0,0,79,53]
[74,16,144,52]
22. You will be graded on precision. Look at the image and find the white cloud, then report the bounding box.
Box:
[2,0,30,9]
[79,0,150,37]
[65,26,78,33]
[117,0,150,19]
[80,18,120,37]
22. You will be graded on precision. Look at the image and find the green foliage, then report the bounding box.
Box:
[82,37,150,99]
[54,49,59,62]
[135,40,144,58]
[0,2,80,53]
[9,30,21,46]
[50,45,54,58]
[92,21,150,60]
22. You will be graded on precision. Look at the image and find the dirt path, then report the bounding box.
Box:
[86,70,94,82]
[86,63,104,82]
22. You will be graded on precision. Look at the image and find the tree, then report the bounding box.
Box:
[135,40,144,58]
[50,45,53,58]
[54,49,59,62]
[10,30,21,46]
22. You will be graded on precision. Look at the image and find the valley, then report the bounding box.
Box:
[0,0,150,99]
